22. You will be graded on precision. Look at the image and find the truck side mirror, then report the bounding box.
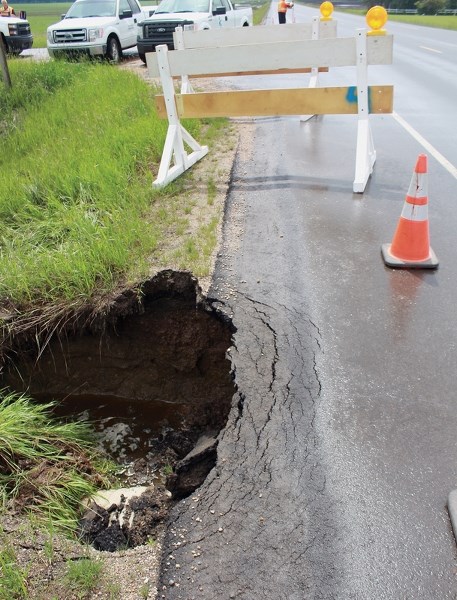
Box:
[212,6,226,15]
[121,9,133,18]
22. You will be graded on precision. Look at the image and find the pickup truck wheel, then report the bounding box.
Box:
[106,36,122,63]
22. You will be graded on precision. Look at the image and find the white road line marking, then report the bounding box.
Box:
[392,111,457,180]
[419,45,442,54]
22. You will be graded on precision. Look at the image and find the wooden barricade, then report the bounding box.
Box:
[147,24,393,192]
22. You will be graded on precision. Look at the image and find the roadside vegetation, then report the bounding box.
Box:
[0,389,113,534]
[376,11,457,28]
[0,59,232,598]
[0,59,230,315]
[0,4,269,595]
[340,5,457,29]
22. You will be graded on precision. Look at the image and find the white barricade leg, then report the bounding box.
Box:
[353,118,376,193]
[153,44,207,188]
[353,29,376,193]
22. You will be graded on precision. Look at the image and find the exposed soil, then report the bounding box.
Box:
[0,56,243,600]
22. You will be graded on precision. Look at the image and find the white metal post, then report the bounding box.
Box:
[353,28,376,193]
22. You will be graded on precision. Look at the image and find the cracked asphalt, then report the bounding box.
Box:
[157,108,457,599]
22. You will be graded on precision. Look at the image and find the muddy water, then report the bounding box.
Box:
[3,274,236,489]
[40,393,190,485]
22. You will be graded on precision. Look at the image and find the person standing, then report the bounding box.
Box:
[277,0,293,24]
[0,0,15,16]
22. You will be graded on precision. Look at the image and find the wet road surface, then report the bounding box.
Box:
[16,10,457,597]
[24,7,455,597]
[157,11,457,589]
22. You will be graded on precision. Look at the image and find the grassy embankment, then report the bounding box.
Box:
[0,0,270,539]
[1,1,269,311]
[0,7,269,593]
[0,38,238,600]
[13,0,270,47]
[334,6,457,30]
[0,59,229,308]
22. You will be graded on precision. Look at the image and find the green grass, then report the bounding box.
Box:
[0,59,227,307]
[65,558,103,599]
[0,389,113,534]
[336,7,457,30]
[0,533,29,600]
[252,0,270,25]
[384,13,457,30]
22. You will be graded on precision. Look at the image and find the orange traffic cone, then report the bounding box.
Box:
[381,154,438,269]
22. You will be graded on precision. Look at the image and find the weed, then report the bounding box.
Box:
[106,581,122,599]
[140,581,150,599]
[207,177,217,206]
[0,532,29,600]
[65,557,103,598]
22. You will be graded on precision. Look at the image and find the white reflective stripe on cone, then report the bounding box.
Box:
[400,202,429,222]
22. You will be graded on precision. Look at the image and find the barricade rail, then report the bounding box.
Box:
[147,22,393,192]
[172,21,337,92]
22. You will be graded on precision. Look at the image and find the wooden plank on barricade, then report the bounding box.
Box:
[147,35,393,78]
[155,85,394,118]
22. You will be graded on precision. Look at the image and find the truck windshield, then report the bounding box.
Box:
[155,0,210,13]
[65,0,117,18]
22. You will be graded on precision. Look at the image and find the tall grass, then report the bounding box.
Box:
[0,389,112,534]
[0,533,29,600]
[0,60,207,304]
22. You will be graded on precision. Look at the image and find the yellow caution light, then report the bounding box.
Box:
[366,5,388,35]
[320,1,334,20]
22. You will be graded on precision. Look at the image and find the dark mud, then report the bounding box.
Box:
[1,270,236,550]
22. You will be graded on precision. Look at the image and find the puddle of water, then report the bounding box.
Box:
[35,393,191,484]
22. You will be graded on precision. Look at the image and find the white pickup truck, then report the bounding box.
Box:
[47,0,153,62]
[136,0,252,63]
[0,14,33,55]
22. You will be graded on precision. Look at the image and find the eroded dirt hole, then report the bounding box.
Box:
[2,272,235,551]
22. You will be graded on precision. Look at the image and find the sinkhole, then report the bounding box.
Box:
[2,272,236,550]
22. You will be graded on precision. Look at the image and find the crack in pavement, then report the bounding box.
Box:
[157,291,334,600]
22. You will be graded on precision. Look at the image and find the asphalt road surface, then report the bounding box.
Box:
[156,5,457,600]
